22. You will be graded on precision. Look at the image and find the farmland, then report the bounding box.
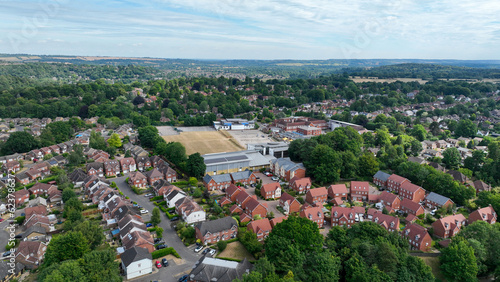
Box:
[161,130,244,155]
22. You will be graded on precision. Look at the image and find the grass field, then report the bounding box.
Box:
[217,241,255,261]
[162,130,244,155]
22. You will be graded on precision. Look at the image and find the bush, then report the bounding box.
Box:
[131,186,142,194]
[296,196,304,204]
[151,195,163,201]
[217,241,227,252]
[151,247,180,259]
[14,216,25,225]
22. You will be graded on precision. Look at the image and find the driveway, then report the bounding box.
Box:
[114,176,202,281]
[254,172,276,185]
[245,186,284,217]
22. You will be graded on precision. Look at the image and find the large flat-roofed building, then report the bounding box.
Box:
[329,119,368,134]
[213,119,255,130]
[272,117,328,132]
[296,125,321,136]
[203,150,275,176]
[247,142,289,158]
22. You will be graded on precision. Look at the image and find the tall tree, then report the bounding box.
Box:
[411,124,427,141]
[186,153,206,178]
[440,239,478,282]
[106,133,122,148]
[89,131,107,151]
[151,207,161,226]
[43,231,90,267]
[1,131,39,155]
[455,119,477,138]
[442,147,461,169]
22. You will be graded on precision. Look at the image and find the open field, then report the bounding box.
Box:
[161,130,244,155]
[227,129,274,148]
[217,241,255,261]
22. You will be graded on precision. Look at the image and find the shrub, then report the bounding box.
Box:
[14,216,25,225]
[217,240,228,252]
[151,247,180,259]
[151,195,163,201]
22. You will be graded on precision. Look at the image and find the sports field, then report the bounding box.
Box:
[162,130,244,155]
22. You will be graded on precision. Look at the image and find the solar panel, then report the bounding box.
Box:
[205,158,227,165]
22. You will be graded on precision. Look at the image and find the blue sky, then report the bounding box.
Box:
[1,0,499,60]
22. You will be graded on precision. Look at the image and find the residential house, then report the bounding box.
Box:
[446,170,469,183]
[165,190,187,209]
[435,140,448,149]
[289,177,311,194]
[331,207,357,228]
[2,160,20,173]
[120,158,137,174]
[24,214,51,233]
[378,191,401,211]
[300,205,324,228]
[149,156,165,168]
[260,183,281,200]
[399,182,426,203]
[121,246,152,280]
[122,231,155,253]
[278,192,301,215]
[269,158,306,182]
[371,212,400,232]
[403,223,432,252]
[47,186,62,204]
[328,184,348,202]
[68,168,87,187]
[424,192,454,210]
[25,169,42,182]
[408,157,426,165]
[230,170,257,186]
[400,198,425,216]
[387,174,409,193]
[235,190,254,208]
[48,145,60,155]
[28,197,47,208]
[104,160,121,177]
[12,189,29,206]
[473,180,491,194]
[195,216,238,244]
[15,172,30,185]
[244,198,268,218]
[20,226,47,242]
[135,156,151,171]
[175,197,206,224]
[247,218,272,241]
[305,187,328,206]
[428,162,445,172]
[203,174,232,191]
[24,206,47,219]
[431,214,467,238]
[163,166,177,182]
[128,171,147,188]
[15,241,47,269]
[422,140,437,150]
[28,183,54,196]
[350,181,371,202]
[119,222,148,240]
[86,162,104,177]
[468,206,497,224]
[144,168,163,186]
[225,184,245,202]
[270,216,287,228]
[188,256,253,282]
[373,170,391,188]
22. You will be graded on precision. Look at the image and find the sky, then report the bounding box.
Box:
[1,0,500,60]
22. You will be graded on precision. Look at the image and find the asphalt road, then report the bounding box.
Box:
[114,176,202,282]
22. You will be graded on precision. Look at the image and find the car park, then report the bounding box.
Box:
[161,258,169,267]
[194,245,204,253]
[155,260,162,269]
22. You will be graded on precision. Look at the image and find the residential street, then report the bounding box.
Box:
[114,176,201,282]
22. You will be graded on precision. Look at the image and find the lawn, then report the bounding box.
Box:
[162,130,244,155]
[420,256,446,281]
[217,241,255,261]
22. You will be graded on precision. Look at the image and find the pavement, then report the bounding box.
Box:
[114,176,202,282]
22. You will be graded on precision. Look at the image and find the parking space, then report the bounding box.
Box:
[254,172,277,185]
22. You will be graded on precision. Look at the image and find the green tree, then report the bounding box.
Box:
[411,124,427,141]
[43,231,90,267]
[106,133,122,148]
[62,188,77,202]
[80,249,122,282]
[138,125,161,149]
[39,260,85,282]
[440,239,478,282]
[217,240,227,252]
[186,153,206,178]
[68,144,85,166]
[73,221,105,250]
[429,121,441,136]
[1,131,39,155]
[305,144,341,184]
[89,131,107,150]
[410,139,423,156]
[159,142,186,166]
[156,227,164,238]
[358,152,380,177]
[442,147,461,169]
[151,207,161,226]
[455,119,477,138]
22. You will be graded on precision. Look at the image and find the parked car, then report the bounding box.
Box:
[144,193,154,197]
[155,260,162,269]
[161,258,169,267]
[140,209,149,214]
[171,216,179,221]
[0,218,4,222]
[271,176,279,181]
[154,238,162,243]
[2,251,11,257]
[155,240,165,245]
[194,245,204,253]
[209,249,216,256]
[202,248,210,255]
[178,274,189,282]
[156,244,167,250]
[146,223,153,227]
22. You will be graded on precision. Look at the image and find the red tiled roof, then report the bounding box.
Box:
[261,183,281,194]
[388,174,408,184]
[400,181,424,193]
[328,184,347,195]
[247,218,272,234]
[350,181,370,192]
[307,187,327,197]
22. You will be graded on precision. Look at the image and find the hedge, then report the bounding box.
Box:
[165,210,176,219]
[151,196,163,201]
[166,207,175,212]
[151,247,181,259]
[147,227,157,232]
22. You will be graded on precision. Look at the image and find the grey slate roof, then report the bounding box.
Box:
[204,174,232,184]
[20,225,47,240]
[230,170,252,182]
[189,256,252,282]
[373,170,391,182]
[196,216,237,237]
[425,192,453,206]
[121,246,151,267]
[68,168,88,183]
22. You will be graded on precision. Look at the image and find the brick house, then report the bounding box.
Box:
[424,192,454,210]
[15,241,47,269]
[373,170,391,188]
[378,191,401,211]
[328,184,348,201]
[247,218,272,241]
[24,214,51,233]
[12,189,29,206]
[3,160,20,173]
[400,198,425,216]
[104,160,121,177]
[235,190,254,208]
[331,207,357,228]
[468,206,497,224]
[230,170,257,185]
[149,156,165,168]
[269,158,306,182]
[402,223,432,252]
[350,181,370,202]
[135,156,151,172]
[473,180,491,194]
[261,183,282,200]
[387,174,409,193]
[122,231,155,253]
[270,216,287,228]
[226,184,245,202]
[144,168,164,186]
[431,214,467,238]
[25,169,42,182]
[300,205,324,228]
[371,212,400,232]
[128,171,147,188]
[289,177,311,194]
[278,192,301,215]
[196,216,238,244]
[244,198,268,218]
[120,158,137,174]
[15,172,30,185]
[49,145,60,154]
[305,187,328,206]
[399,182,426,203]
[28,183,55,196]
[203,174,232,191]
[86,162,104,177]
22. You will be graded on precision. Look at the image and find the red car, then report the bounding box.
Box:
[156,260,162,269]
